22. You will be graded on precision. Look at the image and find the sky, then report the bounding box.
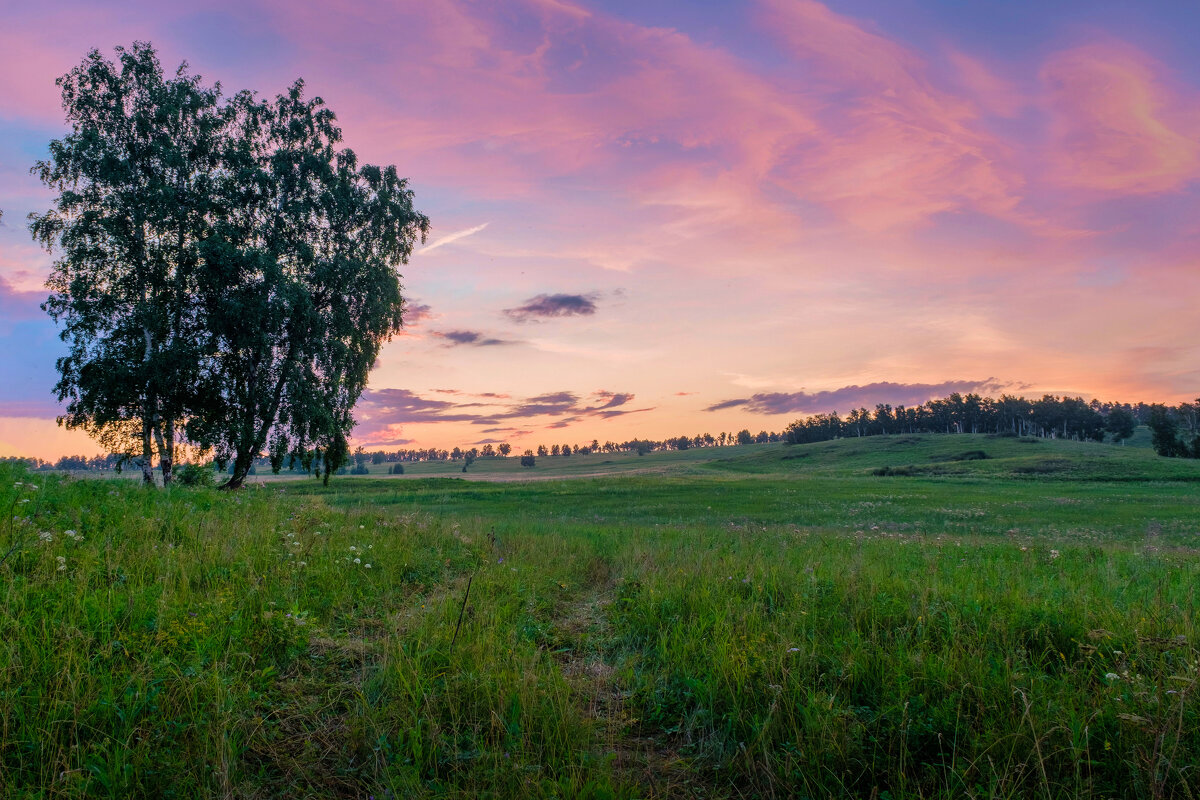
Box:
[2,0,1199,459]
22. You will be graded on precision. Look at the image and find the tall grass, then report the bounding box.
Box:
[2,444,1198,798]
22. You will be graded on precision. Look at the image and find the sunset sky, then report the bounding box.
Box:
[2,0,1199,459]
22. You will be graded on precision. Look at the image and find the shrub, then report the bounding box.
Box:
[349,465,370,475]
[389,463,405,474]
[175,462,214,487]
[520,453,536,467]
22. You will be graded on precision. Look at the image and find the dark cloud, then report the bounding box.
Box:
[435,329,517,347]
[358,388,489,425]
[503,293,599,322]
[510,391,579,417]
[705,379,1005,415]
[400,301,434,328]
[354,387,652,441]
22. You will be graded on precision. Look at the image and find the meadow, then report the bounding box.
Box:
[2,433,1198,798]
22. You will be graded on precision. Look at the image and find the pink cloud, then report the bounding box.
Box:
[945,51,1026,119]
[1041,41,1200,194]
[755,0,1027,231]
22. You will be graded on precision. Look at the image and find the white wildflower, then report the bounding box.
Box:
[1050,549,1061,560]
[38,531,53,543]
[364,563,372,569]
[56,556,67,572]
[353,557,361,564]
[1105,672,1120,681]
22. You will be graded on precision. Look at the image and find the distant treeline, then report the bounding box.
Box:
[358,429,783,465]
[782,393,1155,445]
[1,453,126,472]
[10,393,1197,472]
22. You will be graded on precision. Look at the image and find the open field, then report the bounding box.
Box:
[3,434,1199,798]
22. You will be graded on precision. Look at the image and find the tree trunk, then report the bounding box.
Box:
[154,417,174,486]
[141,415,155,486]
[222,450,255,490]
[141,325,156,486]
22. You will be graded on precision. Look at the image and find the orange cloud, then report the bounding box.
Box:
[1041,41,1200,194]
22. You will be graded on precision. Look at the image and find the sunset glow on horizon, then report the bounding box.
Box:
[2,0,1198,459]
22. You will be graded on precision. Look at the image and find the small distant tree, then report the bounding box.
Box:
[462,451,476,472]
[1105,407,1136,445]
[481,443,495,457]
[561,443,572,457]
[736,429,753,445]
[537,444,548,457]
[520,450,536,467]
[498,443,512,457]
[551,444,561,456]
[371,450,386,465]
[1148,406,1182,457]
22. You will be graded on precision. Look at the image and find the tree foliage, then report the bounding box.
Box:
[31,43,223,485]
[32,44,427,489]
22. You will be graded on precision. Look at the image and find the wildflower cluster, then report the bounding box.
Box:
[343,543,373,569]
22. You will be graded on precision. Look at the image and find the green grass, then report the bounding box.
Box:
[3,434,1199,798]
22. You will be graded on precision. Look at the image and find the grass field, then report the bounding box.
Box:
[3,433,1199,798]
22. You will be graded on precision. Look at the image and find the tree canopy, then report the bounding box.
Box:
[32,43,428,488]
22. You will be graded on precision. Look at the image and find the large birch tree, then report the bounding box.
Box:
[31,43,222,485]
[33,44,427,489]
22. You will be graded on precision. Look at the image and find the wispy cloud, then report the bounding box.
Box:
[418,222,490,254]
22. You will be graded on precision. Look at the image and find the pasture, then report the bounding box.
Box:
[2,434,1198,798]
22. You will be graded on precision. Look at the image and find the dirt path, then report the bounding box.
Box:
[551,571,710,798]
